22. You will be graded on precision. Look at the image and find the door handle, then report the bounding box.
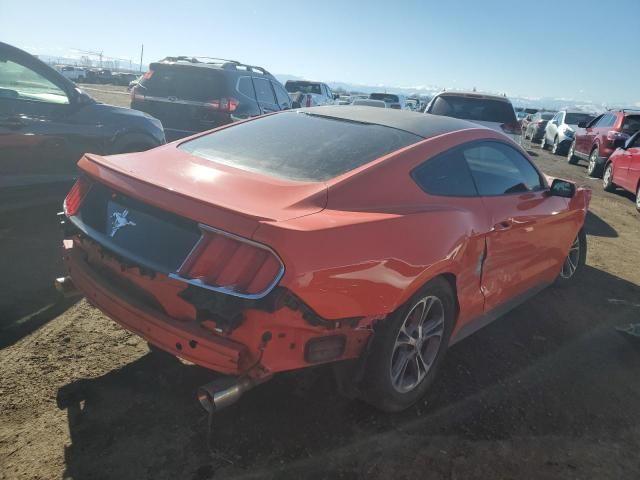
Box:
[492,220,513,231]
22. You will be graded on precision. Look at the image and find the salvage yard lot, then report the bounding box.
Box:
[1,86,640,480]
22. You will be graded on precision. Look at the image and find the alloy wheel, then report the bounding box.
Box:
[560,235,581,279]
[588,151,597,175]
[568,142,575,161]
[390,296,445,393]
[603,165,613,189]
[552,137,558,154]
[636,185,640,211]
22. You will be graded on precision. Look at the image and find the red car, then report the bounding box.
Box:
[60,107,590,413]
[602,131,640,211]
[568,109,640,177]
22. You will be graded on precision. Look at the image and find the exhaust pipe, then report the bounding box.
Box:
[197,376,256,413]
[54,276,81,298]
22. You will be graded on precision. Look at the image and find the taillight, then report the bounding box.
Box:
[175,228,284,297]
[206,97,239,112]
[501,122,520,134]
[63,175,92,216]
[142,70,154,80]
[130,86,145,103]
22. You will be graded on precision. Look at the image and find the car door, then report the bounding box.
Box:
[617,132,640,192]
[0,46,82,197]
[252,77,279,113]
[462,141,578,312]
[577,114,602,154]
[547,112,560,142]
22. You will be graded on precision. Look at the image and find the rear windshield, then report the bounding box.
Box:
[565,113,594,125]
[430,95,516,123]
[285,82,321,94]
[370,93,400,103]
[140,65,226,102]
[622,115,640,134]
[178,112,422,182]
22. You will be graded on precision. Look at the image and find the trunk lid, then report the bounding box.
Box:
[77,146,327,239]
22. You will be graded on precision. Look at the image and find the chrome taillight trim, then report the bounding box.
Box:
[169,223,285,300]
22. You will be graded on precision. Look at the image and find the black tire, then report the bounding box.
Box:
[359,277,455,412]
[110,133,158,154]
[587,147,603,178]
[602,163,616,192]
[554,229,587,287]
[567,141,578,164]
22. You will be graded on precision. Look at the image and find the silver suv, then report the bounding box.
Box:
[542,110,596,155]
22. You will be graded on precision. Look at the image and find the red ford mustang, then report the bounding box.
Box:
[60,107,591,412]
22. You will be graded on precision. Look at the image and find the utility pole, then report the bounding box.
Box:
[139,44,144,73]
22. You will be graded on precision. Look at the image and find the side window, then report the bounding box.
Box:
[596,114,614,128]
[252,78,276,104]
[587,115,602,128]
[558,112,565,124]
[463,142,544,196]
[271,81,291,108]
[412,147,478,197]
[0,58,69,105]
[237,76,256,100]
[324,84,333,99]
[629,132,640,149]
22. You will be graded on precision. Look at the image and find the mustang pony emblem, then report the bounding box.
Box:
[109,209,136,237]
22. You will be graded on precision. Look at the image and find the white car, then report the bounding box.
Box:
[284,80,334,107]
[425,91,521,143]
[542,110,596,155]
[56,66,86,82]
[369,92,408,110]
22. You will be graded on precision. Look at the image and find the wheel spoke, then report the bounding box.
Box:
[391,350,411,385]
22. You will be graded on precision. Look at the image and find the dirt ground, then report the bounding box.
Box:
[1,89,640,479]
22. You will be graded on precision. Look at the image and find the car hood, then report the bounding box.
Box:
[77,145,328,234]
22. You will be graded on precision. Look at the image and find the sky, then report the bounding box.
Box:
[2,0,639,105]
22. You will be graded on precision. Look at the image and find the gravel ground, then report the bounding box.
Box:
[1,99,640,479]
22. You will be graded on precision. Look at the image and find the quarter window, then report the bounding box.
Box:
[463,142,544,195]
[412,147,478,197]
[253,78,276,104]
[271,81,291,108]
[237,76,256,100]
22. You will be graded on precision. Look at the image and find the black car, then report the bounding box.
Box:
[0,41,165,210]
[130,56,294,141]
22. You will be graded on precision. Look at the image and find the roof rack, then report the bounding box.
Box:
[155,56,271,75]
[622,108,640,113]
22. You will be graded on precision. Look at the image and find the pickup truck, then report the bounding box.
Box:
[285,80,334,107]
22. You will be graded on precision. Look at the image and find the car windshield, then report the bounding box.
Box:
[285,82,322,94]
[565,113,595,125]
[139,65,225,102]
[0,58,69,104]
[430,95,516,123]
[370,93,400,103]
[178,111,421,181]
[622,115,640,134]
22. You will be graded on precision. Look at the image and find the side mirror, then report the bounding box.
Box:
[577,121,587,128]
[548,178,576,198]
[613,137,627,149]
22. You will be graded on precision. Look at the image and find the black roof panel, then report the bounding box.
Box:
[301,106,480,138]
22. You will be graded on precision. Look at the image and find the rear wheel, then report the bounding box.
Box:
[541,135,548,150]
[587,147,602,178]
[555,229,587,286]
[551,136,560,155]
[567,141,578,164]
[360,277,454,412]
[603,163,616,192]
[636,184,640,212]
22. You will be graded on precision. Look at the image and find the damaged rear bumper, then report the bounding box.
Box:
[62,237,372,377]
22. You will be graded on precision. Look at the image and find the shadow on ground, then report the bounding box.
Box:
[0,203,79,348]
[57,265,640,480]
[584,210,618,238]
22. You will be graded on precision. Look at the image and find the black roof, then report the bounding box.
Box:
[151,56,272,76]
[301,106,480,139]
